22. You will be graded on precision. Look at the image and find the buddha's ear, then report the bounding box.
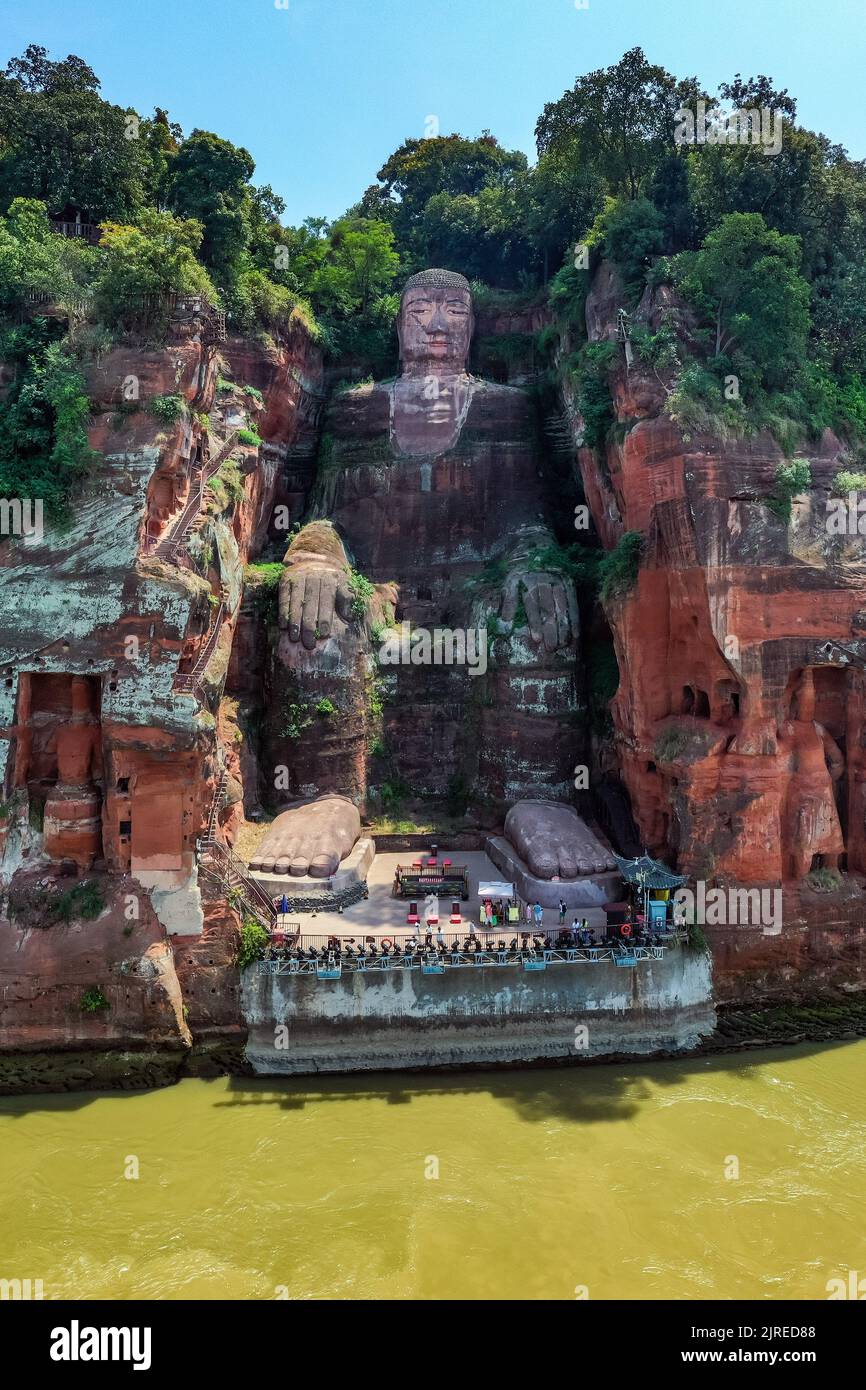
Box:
[396,297,408,351]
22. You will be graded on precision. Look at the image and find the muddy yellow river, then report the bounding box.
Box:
[2,1042,865,1300]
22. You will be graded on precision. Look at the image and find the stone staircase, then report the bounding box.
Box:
[172,601,226,699]
[197,772,276,929]
[147,430,239,564]
[199,839,277,929]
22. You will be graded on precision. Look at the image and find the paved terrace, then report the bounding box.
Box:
[272,850,609,939]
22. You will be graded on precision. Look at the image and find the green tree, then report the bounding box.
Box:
[224,268,315,339]
[93,209,215,329]
[0,44,149,220]
[310,217,398,315]
[0,318,97,519]
[360,132,528,271]
[140,107,182,211]
[167,129,255,279]
[687,125,835,260]
[418,183,534,285]
[674,212,810,389]
[535,48,700,199]
[0,197,98,310]
[599,197,665,301]
[649,153,696,252]
[516,149,605,281]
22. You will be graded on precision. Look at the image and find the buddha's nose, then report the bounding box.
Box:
[427,305,449,334]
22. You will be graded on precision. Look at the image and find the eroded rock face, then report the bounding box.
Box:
[572,263,866,900]
[505,800,617,878]
[221,329,325,543]
[0,315,323,1079]
[0,875,190,1057]
[0,417,212,889]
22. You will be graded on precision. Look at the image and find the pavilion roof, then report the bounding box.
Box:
[613,853,686,890]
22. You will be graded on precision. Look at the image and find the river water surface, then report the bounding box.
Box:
[2,1041,865,1300]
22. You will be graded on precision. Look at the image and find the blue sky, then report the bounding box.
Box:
[1,0,864,224]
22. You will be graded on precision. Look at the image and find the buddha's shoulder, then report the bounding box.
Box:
[325,380,391,435]
[465,377,532,425]
[469,377,529,402]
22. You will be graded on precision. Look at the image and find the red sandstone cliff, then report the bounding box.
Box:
[4,272,866,1090]
[568,262,866,992]
[0,314,323,1085]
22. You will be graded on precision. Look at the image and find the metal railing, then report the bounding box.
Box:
[51,220,101,244]
[197,774,279,925]
[146,430,240,563]
[262,925,684,952]
[201,769,229,845]
[199,839,277,929]
[258,941,673,976]
[173,603,226,699]
[268,928,678,951]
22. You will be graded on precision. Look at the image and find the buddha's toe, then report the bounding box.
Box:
[557,846,579,879]
[309,848,340,878]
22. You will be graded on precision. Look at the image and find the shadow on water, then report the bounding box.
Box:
[213,1037,862,1128]
[0,1038,861,1126]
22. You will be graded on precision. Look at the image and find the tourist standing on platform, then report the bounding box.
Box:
[533,902,544,929]
[558,898,567,925]
[524,900,532,927]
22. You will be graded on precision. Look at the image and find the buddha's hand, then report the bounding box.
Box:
[277,522,354,649]
[498,569,579,653]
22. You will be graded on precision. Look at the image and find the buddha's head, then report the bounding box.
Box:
[397,268,473,375]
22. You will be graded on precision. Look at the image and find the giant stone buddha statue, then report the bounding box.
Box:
[255,269,584,878]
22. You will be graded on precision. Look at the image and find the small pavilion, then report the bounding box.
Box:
[613,853,687,928]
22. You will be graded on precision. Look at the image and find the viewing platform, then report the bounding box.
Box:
[258,933,682,978]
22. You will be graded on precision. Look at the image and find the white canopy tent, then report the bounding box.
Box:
[477,882,515,898]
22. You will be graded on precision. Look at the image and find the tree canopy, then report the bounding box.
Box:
[0,39,864,432]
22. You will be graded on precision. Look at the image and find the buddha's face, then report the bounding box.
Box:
[398,284,473,374]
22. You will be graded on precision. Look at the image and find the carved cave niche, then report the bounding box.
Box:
[811,664,848,743]
[11,672,106,866]
[784,663,850,846]
[680,684,710,718]
[18,672,103,788]
[813,665,850,838]
[714,678,742,724]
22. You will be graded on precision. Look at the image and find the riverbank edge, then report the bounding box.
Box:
[2,997,866,1094]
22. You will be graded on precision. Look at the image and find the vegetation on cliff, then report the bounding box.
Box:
[237,919,269,970]
[532,53,866,452]
[2,39,866,518]
[1,42,863,389]
[598,531,643,604]
[0,317,96,519]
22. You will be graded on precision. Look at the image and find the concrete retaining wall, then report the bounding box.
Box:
[241,945,715,1074]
